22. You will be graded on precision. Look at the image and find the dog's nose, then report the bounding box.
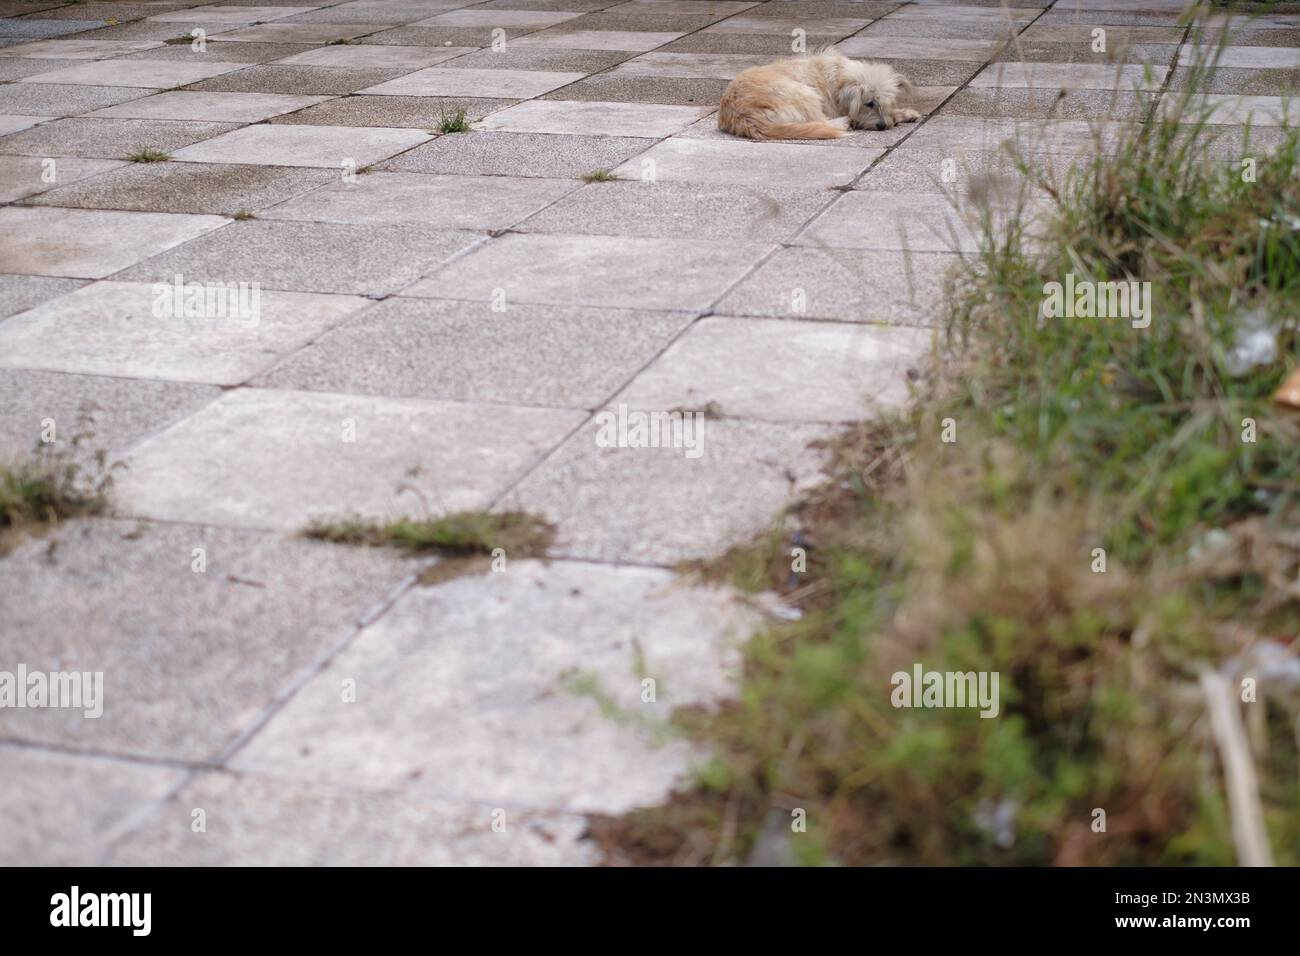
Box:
[875,120,887,131]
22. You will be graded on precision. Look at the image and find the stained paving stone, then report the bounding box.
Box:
[119,41,323,63]
[85,90,329,122]
[0,81,153,116]
[407,233,770,311]
[518,179,831,242]
[107,772,598,866]
[255,297,692,408]
[267,93,514,127]
[115,220,480,295]
[362,65,586,98]
[210,22,394,44]
[610,137,881,188]
[228,560,755,812]
[259,171,577,229]
[943,87,1157,120]
[714,246,957,325]
[0,367,220,461]
[0,273,85,319]
[438,45,633,72]
[0,746,181,866]
[0,281,374,386]
[27,161,335,215]
[477,98,711,136]
[538,74,729,106]
[511,29,687,51]
[0,37,163,58]
[111,388,584,530]
[0,154,120,202]
[273,42,472,68]
[18,57,248,88]
[796,190,978,253]
[504,417,831,563]
[183,64,412,95]
[614,316,929,422]
[169,122,430,167]
[0,116,238,158]
[379,129,656,177]
[0,206,229,278]
[0,517,410,761]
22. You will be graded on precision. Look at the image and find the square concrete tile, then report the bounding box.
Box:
[86,90,330,122]
[704,14,867,35]
[255,297,691,408]
[838,35,1005,61]
[0,18,107,39]
[606,0,759,13]
[861,16,1018,40]
[184,64,410,95]
[355,24,530,46]
[658,31,847,55]
[969,61,1167,92]
[212,22,392,44]
[0,368,220,462]
[518,179,831,241]
[0,57,83,81]
[0,207,228,278]
[511,29,685,51]
[0,37,163,59]
[0,518,409,761]
[0,281,373,386]
[115,219,479,295]
[796,190,976,253]
[0,273,85,320]
[536,73,728,106]
[379,130,655,177]
[108,772,596,865]
[715,246,958,325]
[280,0,476,21]
[901,114,1131,154]
[267,93,515,127]
[606,50,770,79]
[0,113,51,133]
[229,560,753,812]
[1175,93,1300,126]
[170,122,430,167]
[611,136,881,188]
[112,388,585,530]
[419,9,582,27]
[1167,64,1300,97]
[477,98,712,136]
[27,162,336,215]
[0,116,238,158]
[0,82,153,116]
[120,40,322,64]
[259,171,577,229]
[0,747,180,866]
[148,5,320,23]
[273,42,472,68]
[616,316,927,422]
[439,45,633,72]
[408,233,770,311]
[944,87,1156,120]
[362,66,586,98]
[548,10,716,33]
[506,417,830,562]
[0,155,120,202]
[19,58,248,88]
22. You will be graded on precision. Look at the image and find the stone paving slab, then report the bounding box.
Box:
[511,29,687,51]
[147,5,322,24]
[0,116,239,158]
[969,60,1167,91]
[477,98,711,136]
[0,206,229,278]
[120,41,323,64]
[0,37,164,59]
[18,57,248,88]
[256,297,692,408]
[108,771,597,866]
[111,388,586,530]
[86,90,331,122]
[362,65,586,98]
[0,516,409,760]
[273,42,473,69]
[407,232,771,311]
[0,745,181,866]
[797,189,979,253]
[26,161,336,214]
[230,560,754,812]
[0,273,85,319]
[0,81,152,116]
[267,93,516,127]
[0,56,80,80]
[211,22,394,45]
[169,122,430,167]
[378,129,656,177]
[114,220,481,295]
[614,315,928,422]
[0,281,374,386]
[610,136,881,187]
[184,64,412,95]
[0,154,121,202]
[0,367,221,462]
[0,112,47,134]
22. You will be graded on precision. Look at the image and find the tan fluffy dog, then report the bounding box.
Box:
[718,49,922,141]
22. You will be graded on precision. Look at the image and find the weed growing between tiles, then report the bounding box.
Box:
[124,147,170,163]
[588,41,1300,866]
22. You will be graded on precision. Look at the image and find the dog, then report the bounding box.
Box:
[718,49,922,141]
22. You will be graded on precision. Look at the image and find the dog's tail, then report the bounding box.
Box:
[722,116,843,140]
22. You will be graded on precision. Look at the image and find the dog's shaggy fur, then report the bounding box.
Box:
[718,50,922,141]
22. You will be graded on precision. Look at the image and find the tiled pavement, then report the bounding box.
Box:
[0,0,1294,865]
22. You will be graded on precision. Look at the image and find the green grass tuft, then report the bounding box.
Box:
[125,147,170,163]
[581,169,619,183]
[432,106,470,134]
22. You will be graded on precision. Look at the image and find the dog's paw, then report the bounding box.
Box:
[891,107,922,125]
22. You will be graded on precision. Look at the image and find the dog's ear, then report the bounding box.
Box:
[837,78,864,117]
[897,73,916,98]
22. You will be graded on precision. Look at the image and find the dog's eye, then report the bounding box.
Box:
[865,100,875,108]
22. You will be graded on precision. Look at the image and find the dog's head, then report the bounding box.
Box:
[831,54,913,130]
